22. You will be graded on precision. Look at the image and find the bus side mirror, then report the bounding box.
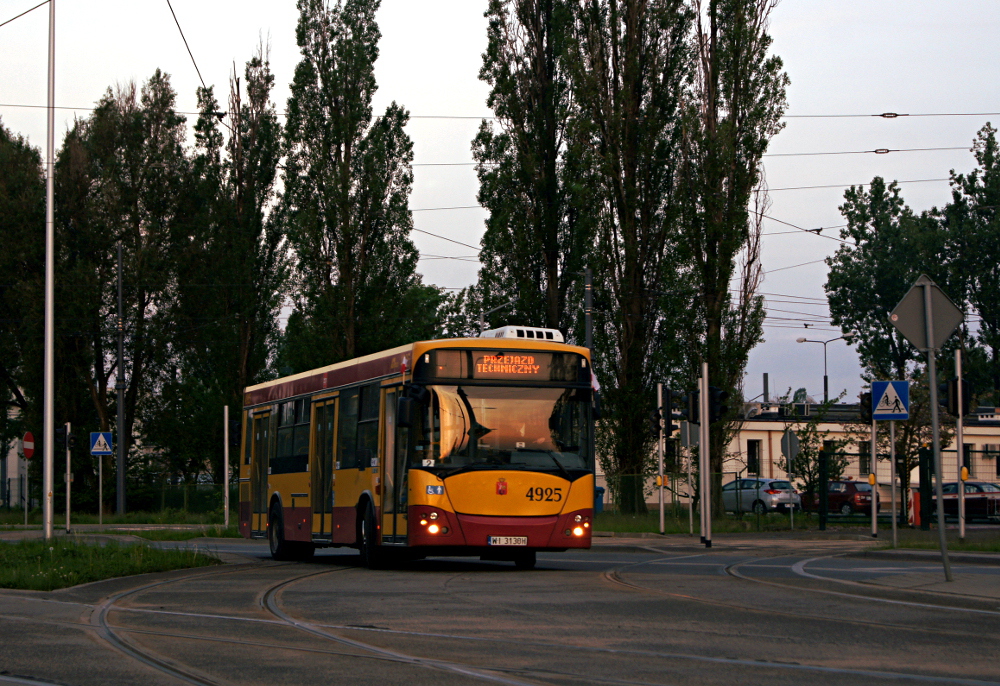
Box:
[397,396,415,428]
[592,391,602,420]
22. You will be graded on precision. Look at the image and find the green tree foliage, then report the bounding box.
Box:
[474,0,594,333]
[825,178,950,382]
[280,0,440,372]
[144,51,287,483]
[677,0,787,513]
[565,0,695,512]
[782,399,850,502]
[0,121,44,446]
[941,124,1000,401]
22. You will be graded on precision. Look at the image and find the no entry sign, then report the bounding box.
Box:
[22,432,34,459]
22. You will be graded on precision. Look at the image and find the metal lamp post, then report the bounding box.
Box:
[796,332,856,403]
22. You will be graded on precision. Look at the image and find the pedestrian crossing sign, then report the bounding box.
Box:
[872,381,909,420]
[90,432,113,455]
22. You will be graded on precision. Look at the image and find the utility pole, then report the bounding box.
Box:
[117,241,126,514]
[42,0,56,541]
[64,421,71,533]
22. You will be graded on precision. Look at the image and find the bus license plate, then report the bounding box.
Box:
[488,536,527,546]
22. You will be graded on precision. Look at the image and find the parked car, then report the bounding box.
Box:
[721,478,801,514]
[931,482,1000,521]
[802,480,879,516]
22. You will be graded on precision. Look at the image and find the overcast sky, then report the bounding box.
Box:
[3,0,998,401]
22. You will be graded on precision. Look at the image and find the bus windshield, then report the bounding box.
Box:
[412,385,590,473]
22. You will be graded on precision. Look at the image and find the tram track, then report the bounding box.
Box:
[9,547,1000,686]
[601,552,1000,641]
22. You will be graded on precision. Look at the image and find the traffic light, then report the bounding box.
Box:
[859,392,872,423]
[55,426,67,449]
[648,409,662,438]
[229,420,242,447]
[938,378,973,417]
[665,389,684,435]
[683,390,700,425]
[708,386,730,424]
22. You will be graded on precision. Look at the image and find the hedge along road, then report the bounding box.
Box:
[0,536,999,686]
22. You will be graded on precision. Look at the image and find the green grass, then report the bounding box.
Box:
[0,510,234,527]
[0,538,220,591]
[884,528,1000,553]
[100,524,242,541]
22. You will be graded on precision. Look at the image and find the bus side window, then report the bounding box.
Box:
[339,388,360,469]
[356,383,380,468]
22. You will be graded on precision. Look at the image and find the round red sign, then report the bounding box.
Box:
[22,432,34,459]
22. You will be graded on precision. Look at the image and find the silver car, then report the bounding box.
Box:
[722,478,801,514]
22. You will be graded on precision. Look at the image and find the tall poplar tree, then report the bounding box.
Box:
[280,0,435,371]
[474,0,594,334]
[567,0,694,511]
[676,0,787,512]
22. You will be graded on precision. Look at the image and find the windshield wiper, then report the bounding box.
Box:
[440,462,524,478]
[517,448,572,480]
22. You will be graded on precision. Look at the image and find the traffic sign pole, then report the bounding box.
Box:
[890,420,897,549]
[224,406,231,530]
[871,418,878,539]
[956,350,965,541]
[64,421,71,534]
[891,275,959,582]
[656,385,664,536]
[924,282,953,581]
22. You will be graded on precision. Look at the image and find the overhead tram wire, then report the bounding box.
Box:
[0,0,49,30]
[165,0,206,90]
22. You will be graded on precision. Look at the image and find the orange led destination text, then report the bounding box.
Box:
[476,355,541,376]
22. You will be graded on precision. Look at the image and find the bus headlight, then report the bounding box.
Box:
[428,524,440,534]
[429,512,439,520]
[572,526,585,536]
[574,514,583,522]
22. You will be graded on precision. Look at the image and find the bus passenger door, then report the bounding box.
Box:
[251,411,271,533]
[381,389,407,542]
[311,398,336,538]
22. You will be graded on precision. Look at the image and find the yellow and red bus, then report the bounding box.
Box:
[239,326,597,568]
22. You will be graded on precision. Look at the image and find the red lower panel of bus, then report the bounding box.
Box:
[331,506,358,545]
[407,506,592,549]
[239,501,251,538]
[282,506,313,542]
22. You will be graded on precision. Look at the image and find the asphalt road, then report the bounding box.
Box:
[1,537,998,686]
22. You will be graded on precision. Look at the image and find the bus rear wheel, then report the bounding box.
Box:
[359,504,386,569]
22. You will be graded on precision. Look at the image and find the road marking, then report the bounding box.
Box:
[727,555,1000,616]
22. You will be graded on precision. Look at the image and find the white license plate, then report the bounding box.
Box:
[488,536,527,546]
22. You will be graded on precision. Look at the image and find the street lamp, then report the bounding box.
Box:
[796,332,856,403]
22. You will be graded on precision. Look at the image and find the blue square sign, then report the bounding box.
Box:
[872,381,909,420]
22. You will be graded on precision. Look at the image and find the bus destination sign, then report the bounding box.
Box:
[475,354,542,379]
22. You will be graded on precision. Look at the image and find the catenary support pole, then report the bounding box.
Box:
[924,282,952,581]
[42,0,56,541]
[890,421,897,548]
[701,363,711,548]
[224,405,230,529]
[956,350,965,541]
[117,242,126,514]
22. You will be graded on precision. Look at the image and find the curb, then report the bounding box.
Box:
[855,548,1000,567]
